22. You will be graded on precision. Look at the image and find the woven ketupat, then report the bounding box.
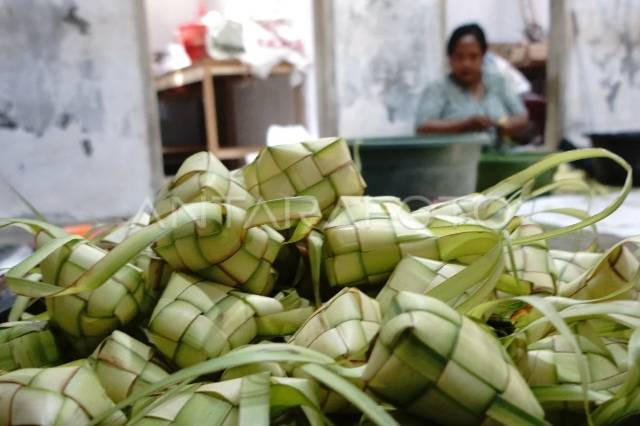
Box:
[505,222,557,294]
[521,334,628,397]
[550,249,601,286]
[129,374,322,425]
[154,151,255,217]
[97,212,174,313]
[129,381,245,425]
[557,243,640,300]
[519,333,628,420]
[377,255,532,314]
[36,232,148,354]
[242,138,366,214]
[98,211,152,249]
[147,272,311,368]
[290,288,380,413]
[291,287,381,363]
[376,256,467,313]
[86,330,169,403]
[153,202,283,295]
[0,322,61,372]
[363,292,545,425]
[0,365,126,425]
[412,193,513,228]
[322,197,438,287]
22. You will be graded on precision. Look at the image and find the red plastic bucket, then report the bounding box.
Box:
[178,23,207,62]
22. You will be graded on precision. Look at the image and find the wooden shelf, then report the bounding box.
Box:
[155,59,299,169]
[162,145,205,155]
[162,145,263,160]
[216,146,262,160]
[489,42,547,69]
[155,59,294,91]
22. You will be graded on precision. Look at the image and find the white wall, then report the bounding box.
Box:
[558,0,640,146]
[446,0,549,43]
[0,0,162,223]
[333,0,446,138]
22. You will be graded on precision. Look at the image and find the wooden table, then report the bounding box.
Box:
[154,59,301,161]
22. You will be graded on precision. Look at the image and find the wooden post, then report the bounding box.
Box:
[201,64,220,152]
[136,0,165,185]
[313,0,338,136]
[544,0,567,150]
[293,83,305,124]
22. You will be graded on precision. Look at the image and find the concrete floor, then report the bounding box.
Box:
[520,189,640,249]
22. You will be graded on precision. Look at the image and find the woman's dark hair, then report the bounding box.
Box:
[446,23,487,56]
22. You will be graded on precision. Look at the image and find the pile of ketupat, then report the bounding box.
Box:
[1,137,640,426]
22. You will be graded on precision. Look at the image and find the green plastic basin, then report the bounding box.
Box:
[349,133,491,204]
[476,151,554,192]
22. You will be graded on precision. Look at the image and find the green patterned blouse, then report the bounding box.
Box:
[415,72,527,126]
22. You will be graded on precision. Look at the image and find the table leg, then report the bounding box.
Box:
[201,65,220,153]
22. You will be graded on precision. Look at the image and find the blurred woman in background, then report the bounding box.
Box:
[416,23,529,138]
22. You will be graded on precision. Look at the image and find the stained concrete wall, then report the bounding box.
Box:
[333,0,447,138]
[446,0,549,43]
[0,0,162,223]
[550,0,640,147]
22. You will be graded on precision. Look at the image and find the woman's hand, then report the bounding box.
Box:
[496,115,529,139]
[462,115,492,131]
